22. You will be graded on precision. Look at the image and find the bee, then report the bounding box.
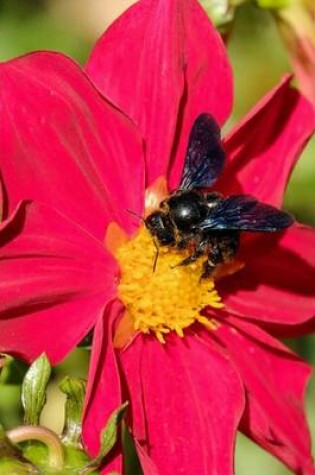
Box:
[145,113,293,279]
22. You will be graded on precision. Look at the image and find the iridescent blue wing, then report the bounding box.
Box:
[197,195,293,232]
[179,113,225,190]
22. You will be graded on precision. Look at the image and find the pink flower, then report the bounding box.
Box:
[0,1,314,474]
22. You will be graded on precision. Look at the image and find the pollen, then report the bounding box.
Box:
[115,226,224,344]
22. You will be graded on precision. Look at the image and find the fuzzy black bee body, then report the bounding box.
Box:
[145,114,293,278]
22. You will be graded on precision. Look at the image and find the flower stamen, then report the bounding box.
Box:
[114,226,224,344]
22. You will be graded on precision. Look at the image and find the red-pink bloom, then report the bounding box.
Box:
[0,1,314,474]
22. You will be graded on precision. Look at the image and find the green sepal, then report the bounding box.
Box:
[0,459,38,475]
[59,376,86,447]
[0,425,21,459]
[80,402,129,474]
[23,442,97,475]
[98,401,129,460]
[21,353,51,425]
[0,426,38,474]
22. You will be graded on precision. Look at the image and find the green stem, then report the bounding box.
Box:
[7,425,64,470]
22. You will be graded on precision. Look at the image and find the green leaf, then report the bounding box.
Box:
[0,354,6,369]
[59,376,86,447]
[255,0,290,9]
[21,353,51,425]
[0,355,28,385]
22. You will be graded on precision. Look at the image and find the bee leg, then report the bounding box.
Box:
[171,235,204,268]
[200,260,215,280]
[152,239,160,272]
[200,244,223,280]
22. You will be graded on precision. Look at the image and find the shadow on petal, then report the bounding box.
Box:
[219,224,315,326]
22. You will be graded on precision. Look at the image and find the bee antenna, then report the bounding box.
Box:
[125,208,145,223]
[125,209,159,271]
[152,238,159,273]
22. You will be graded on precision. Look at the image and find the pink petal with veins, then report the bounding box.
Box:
[119,333,244,475]
[83,300,123,472]
[202,316,314,474]
[216,76,315,207]
[0,52,144,240]
[0,202,117,363]
[86,0,232,186]
[220,223,315,328]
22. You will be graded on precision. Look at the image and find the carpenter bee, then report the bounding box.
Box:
[145,113,293,278]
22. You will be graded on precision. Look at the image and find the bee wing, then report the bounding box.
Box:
[179,113,225,190]
[197,195,294,232]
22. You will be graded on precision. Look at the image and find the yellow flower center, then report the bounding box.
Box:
[115,226,224,344]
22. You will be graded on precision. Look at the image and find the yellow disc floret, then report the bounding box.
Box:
[115,226,223,343]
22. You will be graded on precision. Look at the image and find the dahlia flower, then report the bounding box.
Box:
[0,1,314,474]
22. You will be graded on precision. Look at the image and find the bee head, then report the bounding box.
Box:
[145,211,176,246]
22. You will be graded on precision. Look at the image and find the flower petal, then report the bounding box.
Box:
[204,316,314,474]
[134,440,160,475]
[86,0,232,186]
[83,300,122,471]
[119,333,244,475]
[0,177,4,221]
[0,52,144,240]
[0,202,117,363]
[217,76,315,207]
[220,223,315,329]
[167,1,233,189]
